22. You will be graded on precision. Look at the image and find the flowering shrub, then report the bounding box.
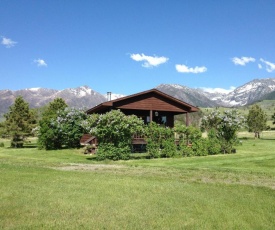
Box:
[38,106,87,149]
[83,110,145,160]
[55,108,88,148]
[201,109,245,153]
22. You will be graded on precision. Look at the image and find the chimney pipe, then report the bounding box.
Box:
[107,92,112,101]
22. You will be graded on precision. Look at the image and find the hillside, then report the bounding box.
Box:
[259,91,275,101]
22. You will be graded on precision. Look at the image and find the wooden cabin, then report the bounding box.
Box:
[83,89,199,152]
[86,88,199,127]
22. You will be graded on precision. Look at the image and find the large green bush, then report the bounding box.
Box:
[206,129,222,155]
[84,110,145,160]
[175,125,208,157]
[38,99,87,150]
[38,98,68,150]
[145,122,177,158]
[96,143,131,161]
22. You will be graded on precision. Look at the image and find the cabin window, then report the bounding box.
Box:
[161,116,167,125]
[141,115,167,126]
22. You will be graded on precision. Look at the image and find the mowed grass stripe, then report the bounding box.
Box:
[0,132,275,229]
[1,164,275,229]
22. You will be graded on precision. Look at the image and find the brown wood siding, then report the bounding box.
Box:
[113,93,188,113]
[80,134,92,144]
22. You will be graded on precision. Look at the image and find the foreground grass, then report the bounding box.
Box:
[0,133,275,229]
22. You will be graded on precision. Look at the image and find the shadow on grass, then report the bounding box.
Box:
[129,153,151,160]
[85,156,98,161]
[6,145,38,149]
[86,153,151,161]
[239,137,275,141]
[24,143,38,148]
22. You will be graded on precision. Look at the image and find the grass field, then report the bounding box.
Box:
[0,132,275,229]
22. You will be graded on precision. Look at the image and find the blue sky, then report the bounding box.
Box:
[1,0,275,95]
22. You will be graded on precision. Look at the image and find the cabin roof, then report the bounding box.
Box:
[86,88,199,114]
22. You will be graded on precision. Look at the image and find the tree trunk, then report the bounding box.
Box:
[254,132,260,139]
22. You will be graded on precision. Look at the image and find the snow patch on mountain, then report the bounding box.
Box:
[211,78,275,106]
[67,86,93,97]
[29,87,41,91]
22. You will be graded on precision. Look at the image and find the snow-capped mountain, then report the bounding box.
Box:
[1,78,275,118]
[156,84,218,107]
[53,86,106,108]
[0,86,106,116]
[204,78,275,106]
[157,78,275,107]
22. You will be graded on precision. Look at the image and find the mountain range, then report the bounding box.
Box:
[157,78,275,107]
[1,78,275,117]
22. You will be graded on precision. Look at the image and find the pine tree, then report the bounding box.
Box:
[4,96,36,147]
[247,104,267,138]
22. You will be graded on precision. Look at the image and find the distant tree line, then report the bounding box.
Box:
[0,96,272,160]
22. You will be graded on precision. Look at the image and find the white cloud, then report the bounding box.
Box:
[175,64,207,74]
[201,86,236,94]
[258,63,262,69]
[130,53,168,68]
[260,58,275,72]
[231,56,255,66]
[1,36,17,48]
[34,59,47,67]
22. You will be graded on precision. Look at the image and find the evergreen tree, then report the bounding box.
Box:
[247,104,267,138]
[4,96,36,147]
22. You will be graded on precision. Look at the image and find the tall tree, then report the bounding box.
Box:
[42,98,68,119]
[272,112,275,125]
[38,98,68,150]
[4,96,36,147]
[247,104,267,138]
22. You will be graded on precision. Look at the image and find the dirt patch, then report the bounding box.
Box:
[54,163,125,171]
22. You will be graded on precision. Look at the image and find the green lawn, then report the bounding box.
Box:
[0,132,275,229]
